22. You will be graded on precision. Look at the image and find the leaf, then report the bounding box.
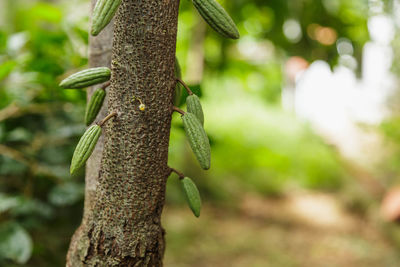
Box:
[0,194,20,214]
[0,156,27,175]
[0,222,33,264]
[6,127,33,142]
[0,194,53,218]
[0,60,17,81]
[48,182,84,206]
[28,3,62,23]
[12,198,53,219]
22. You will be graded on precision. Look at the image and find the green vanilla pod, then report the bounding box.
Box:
[173,57,183,106]
[181,177,202,217]
[192,0,240,39]
[182,112,211,170]
[85,88,106,125]
[59,67,111,89]
[91,0,122,36]
[70,125,102,175]
[186,94,204,126]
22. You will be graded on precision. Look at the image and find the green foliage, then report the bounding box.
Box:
[379,117,400,185]
[0,0,89,265]
[48,182,84,207]
[0,222,33,264]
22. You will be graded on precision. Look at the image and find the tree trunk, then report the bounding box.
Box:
[66,0,179,266]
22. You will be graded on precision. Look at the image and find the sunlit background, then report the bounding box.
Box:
[2,0,400,266]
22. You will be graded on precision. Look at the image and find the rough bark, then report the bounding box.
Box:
[67,0,179,266]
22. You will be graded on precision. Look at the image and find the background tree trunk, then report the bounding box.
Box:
[67,0,179,266]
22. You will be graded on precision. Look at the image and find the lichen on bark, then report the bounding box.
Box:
[66,0,179,266]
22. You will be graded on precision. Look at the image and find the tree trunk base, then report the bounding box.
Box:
[67,223,165,266]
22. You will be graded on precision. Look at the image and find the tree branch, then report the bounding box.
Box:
[169,167,185,179]
[172,106,185,115]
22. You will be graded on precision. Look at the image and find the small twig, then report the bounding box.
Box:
[172,106,185,115]
[101,81,111,90]
[0,102,59,122]
[0,144,59,181]
[0,143,30,166]
[170,167,185,179]
[176,78,193,95]
[98,111,117,126]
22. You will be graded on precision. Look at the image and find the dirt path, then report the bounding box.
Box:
[163,192,400,267]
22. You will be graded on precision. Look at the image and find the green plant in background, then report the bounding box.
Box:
[0,1,88,266]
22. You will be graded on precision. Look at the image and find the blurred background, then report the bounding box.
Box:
[2,0,400,266]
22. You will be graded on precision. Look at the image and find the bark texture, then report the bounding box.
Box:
[67,0,179,266]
